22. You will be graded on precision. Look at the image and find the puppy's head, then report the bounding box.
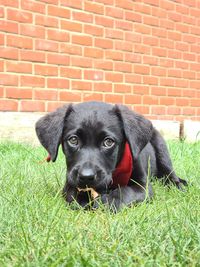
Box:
[36,102,153,192]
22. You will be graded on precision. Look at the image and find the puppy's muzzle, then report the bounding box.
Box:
[77,162,97,187]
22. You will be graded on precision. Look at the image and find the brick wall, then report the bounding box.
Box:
[0,0,200,121]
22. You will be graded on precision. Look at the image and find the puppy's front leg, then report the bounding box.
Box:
[101,184,153,212]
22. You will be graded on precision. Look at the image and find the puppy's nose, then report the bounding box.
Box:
[78,167,97,183]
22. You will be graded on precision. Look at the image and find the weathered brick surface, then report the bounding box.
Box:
[0,1,199,121]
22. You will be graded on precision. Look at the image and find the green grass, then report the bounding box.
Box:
[0,141,200,267]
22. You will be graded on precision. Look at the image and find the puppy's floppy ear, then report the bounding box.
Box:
[115,104,153,161]
[35,104,72,162]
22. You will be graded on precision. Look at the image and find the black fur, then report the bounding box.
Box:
[35,101,187,211]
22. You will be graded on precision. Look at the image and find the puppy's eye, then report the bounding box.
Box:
[68,135,79,146]
[103,138,115,148]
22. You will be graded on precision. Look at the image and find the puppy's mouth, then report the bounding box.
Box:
[68,168,112,193]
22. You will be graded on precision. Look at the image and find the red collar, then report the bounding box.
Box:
[111,142,133,188]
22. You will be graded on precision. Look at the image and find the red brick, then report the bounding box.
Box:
[182,108,195,115]
[59,91,81,102]
[95,16,114,28]
[47,54,69,65]
[133,85,149,95]
[95,38,113,49]
[0,47,18,60]
[84,25,104,36]
[47,102,64,112]
[134,44,150,54]
[143,95,159,105]
[114,84,132,93]
[0,7,4,17]
[106,7,124,19]
[72,35,92,46]
[0,33,4,45]
[151,87,167,96]
[135,24,151,34]
[105,94,123,103]
[125,11,142,22]
[134,105,150,115]
[105,50,123,61]
[168,69,182,78]
[167,107,181,115]
[190,99,200,107]
[84,70,103,81]
[168,88,182,97]
[176,98,189,106]
[60,44,82,55]
[125,32,141,43]
[152,47,167,57]
[60,67,82,79]
[105,29,123,40]
[134,65,150,75]
[20,101,45,112]
[84,1,104,15]
[34,65,58,76]
[114,62,132,73]
[83,93,103,102]
[134,3,151,14]
[61,0,82,9]
[21,76,45,87]
[34,89,57,100]
[6,88,32,99]
[0,60,4,71]
[47,29,69,42]
[0,87,4,97]
[94,83,112,92]
[21,0,46,13]
[94,60,113,71]
[35,39,59,52]
[72,81,92,91]
[0,0,19,7]
[143,76,158,85]
[175,61,188,70]
[143,36,159,46]
[20,24,45,38]
[35,14,58,28]
[48,5,70,18]
[84,47,103,58]
[0,20,18,33]
[175,79,189,88]
[115,20,133,31]
[182,89,195,97]
[71,56,93,68]
[72,11,93,22]
[124,95,142,104]
[0,74,18,86]
[115,41,133,52]
[105,72,123,82]
[160,97,175,105]
[47,78,69,89]
[0,100,18,111]
[125,53,141,63]
[6,62,32,73]
[143,56,158,65]
[160,78,175,87]
[20,50,45,63]
[61,21,82,32]
[151,106,166,115]
[116,0,133,10]
[143,15,159,26]
[7,35,33,49]
[125,74,142,84]
[7,9,32,23]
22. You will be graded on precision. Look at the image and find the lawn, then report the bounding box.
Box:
[0,141,199,267]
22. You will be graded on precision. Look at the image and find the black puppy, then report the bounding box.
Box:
[36,101,187,211]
